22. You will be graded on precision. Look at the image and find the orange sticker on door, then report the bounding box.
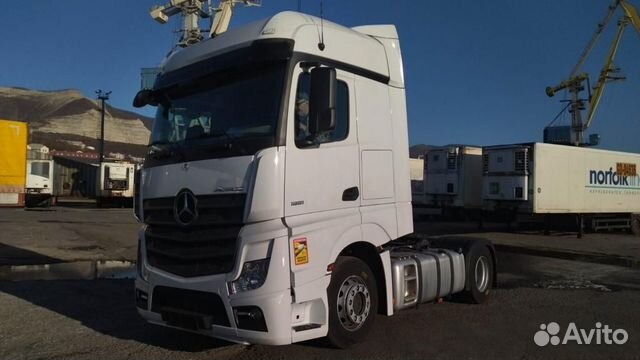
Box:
[293,238,309,265]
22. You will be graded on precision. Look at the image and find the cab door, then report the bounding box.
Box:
[283,65,360,286]
[284,67,359,218]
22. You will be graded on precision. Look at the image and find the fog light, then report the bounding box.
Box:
[229,258,270,294]
[136,289,149,309]
[233,306,268,332]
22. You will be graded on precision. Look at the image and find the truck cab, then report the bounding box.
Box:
[134,11,494,347]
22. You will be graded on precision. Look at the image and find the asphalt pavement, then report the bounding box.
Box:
[1,207,639,359]
[0,253,639,359]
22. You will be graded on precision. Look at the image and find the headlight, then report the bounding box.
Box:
[136,241,150,282]
[228,258,270,294]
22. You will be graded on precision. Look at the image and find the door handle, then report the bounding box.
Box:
[342,187,359,201]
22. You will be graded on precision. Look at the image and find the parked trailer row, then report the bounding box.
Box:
[410,145,483,218]
[482,142,640,236]
[410,142,640,235]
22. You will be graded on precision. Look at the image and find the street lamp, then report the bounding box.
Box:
[95,90,111,166]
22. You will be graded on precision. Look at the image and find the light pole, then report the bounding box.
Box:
[95,90,111,166]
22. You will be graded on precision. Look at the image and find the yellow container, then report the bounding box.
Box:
[0,119,28,206]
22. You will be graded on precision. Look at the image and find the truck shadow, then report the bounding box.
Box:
[0,279,232,352]
[0,243,62,266]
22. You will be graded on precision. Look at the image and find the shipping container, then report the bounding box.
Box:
[0,119,27,207]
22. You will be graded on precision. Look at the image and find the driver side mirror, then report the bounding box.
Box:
[309,67,337,135]
[133,89,158,108]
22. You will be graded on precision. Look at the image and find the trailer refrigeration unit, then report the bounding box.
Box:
[482,142,640,236]
[133,10,496,348]
[97,161,136,207]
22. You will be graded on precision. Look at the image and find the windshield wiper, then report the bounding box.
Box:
[206,132,247,155]
[147,142,185,161]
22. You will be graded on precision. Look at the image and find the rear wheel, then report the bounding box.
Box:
[326,256,377,348]
[463,246,494,304]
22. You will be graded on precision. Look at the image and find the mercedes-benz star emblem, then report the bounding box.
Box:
[174,189,198,225]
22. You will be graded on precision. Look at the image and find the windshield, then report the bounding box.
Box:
[147,61,286,165]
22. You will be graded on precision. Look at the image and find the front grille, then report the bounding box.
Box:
[152,286,230,328]
[143,193,246,277]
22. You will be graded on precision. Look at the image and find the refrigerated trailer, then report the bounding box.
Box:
[424,146,483,215]
[97,161,136,207]
[132,11,496,347]
[483,142,640,235]
[410,146,483,218]
[25,159,55,207]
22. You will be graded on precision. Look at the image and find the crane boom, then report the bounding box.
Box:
[621,1,640,33]
[584,18,628,130]
[569,1,619,78]
[545,0,640,146]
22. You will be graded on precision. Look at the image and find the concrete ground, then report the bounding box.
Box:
[1,207,639,359]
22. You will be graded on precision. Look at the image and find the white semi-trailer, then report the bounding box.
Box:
[97,161,136,207]
[25,159,55,207]
[410,146,483,218]
[133,11,496,347]
[425,146,483,216]
[483,142,640,235]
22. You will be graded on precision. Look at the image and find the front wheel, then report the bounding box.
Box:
[326,256,378,348]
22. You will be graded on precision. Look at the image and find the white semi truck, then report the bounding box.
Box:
[483,142,640,236]
[97,161,136,207]
[133,11,496,347]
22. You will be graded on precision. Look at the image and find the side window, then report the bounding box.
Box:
[294,72,349,147]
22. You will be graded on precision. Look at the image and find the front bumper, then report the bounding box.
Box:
[135,277,294,345]
[135,219,328,345]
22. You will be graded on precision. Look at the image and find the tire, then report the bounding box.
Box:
[632,214,640,237]
[463,245,494,304]
[326,256,378,349]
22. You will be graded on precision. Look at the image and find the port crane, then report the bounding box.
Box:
[149,0,261,48]
[545,0,640,146]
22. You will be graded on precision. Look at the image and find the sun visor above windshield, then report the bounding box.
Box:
[156,39,294,90]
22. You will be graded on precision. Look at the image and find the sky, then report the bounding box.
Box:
[1,0,639,152]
